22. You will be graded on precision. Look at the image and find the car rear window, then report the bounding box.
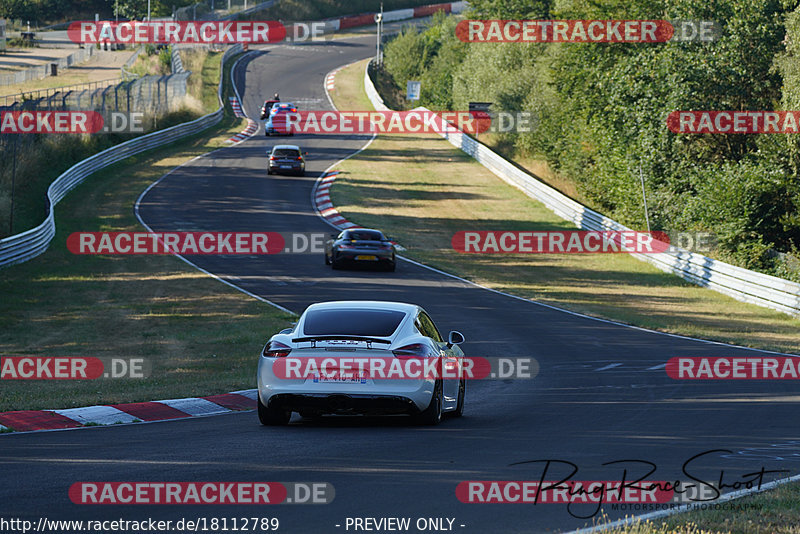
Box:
[347,230,384,241]
[303,309,406,337]
[273,149,299,158]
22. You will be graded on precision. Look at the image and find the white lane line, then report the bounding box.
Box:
[595,363,623,372]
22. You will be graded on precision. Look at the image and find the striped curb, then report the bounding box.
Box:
[229,96,244,117]
[0,389,258,434]
[314,171,362,230]
[325,68,340,92]
[227,96,258,144]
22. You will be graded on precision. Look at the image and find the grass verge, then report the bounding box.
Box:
[595,480,800,533]
[0,52,292,416]
[330,60,800,354]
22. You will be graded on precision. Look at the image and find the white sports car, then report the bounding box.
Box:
[257,301,466,425]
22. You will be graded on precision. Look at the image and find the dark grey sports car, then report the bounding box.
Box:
[325,229,396,271]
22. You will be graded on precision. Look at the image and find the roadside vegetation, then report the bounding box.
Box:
[377,1,800,282]
[0,0,199,24]
[125,44,173,77]
[599,479,800,533]
[0,49,218,239]
[0,50,294,416]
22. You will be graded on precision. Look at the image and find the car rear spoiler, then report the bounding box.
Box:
[292,335,392,347]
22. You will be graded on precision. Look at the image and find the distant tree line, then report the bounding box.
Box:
[0,0,197,24]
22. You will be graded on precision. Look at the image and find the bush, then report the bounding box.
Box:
[158,46,172,72]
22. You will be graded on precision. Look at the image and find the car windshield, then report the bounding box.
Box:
[346,230,384,241]
[273,149,299,158]
[302,308,406,337]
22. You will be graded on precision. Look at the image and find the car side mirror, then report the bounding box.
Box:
[447,330,465,347]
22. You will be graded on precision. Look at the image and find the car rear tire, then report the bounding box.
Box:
[258,396,291,426]
[415,380,443,425]
[331,258,342,270]
[324,253,331,265]
[267,168,273,175]
[451,378,465,417]
[385,261,396,272]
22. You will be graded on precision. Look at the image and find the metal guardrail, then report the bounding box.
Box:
[172,46,185,73]
[0,44,243,269]
[175,0,277,21]
[0,77,123,107]
[363,60,800,317]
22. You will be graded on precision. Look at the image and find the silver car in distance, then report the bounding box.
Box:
[257,301,466,426]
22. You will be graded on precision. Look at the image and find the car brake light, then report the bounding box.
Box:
[263,341,291,357]
[291,108,297,112]
[297,156,303,160]
[269,156,277,160]
[392,343,429,357]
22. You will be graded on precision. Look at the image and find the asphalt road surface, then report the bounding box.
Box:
[2,36,800,534]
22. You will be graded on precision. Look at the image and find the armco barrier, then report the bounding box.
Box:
[363,61,800,317]
[0,44,244,269]
[287,1,465,41]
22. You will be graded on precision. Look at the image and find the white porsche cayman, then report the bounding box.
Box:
[257,301,466,425]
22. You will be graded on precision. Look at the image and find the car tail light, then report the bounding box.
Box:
[379,243,392,250]
[338,244,355,249]
[263,341,291,358]
[297,156,303,160]
[392,343,429,357]
[291,108,297,112]
[269,156,277,161]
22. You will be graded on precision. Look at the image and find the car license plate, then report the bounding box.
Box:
[280,165,291,169]
[355,255,378,261]
[313,373,367,384]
